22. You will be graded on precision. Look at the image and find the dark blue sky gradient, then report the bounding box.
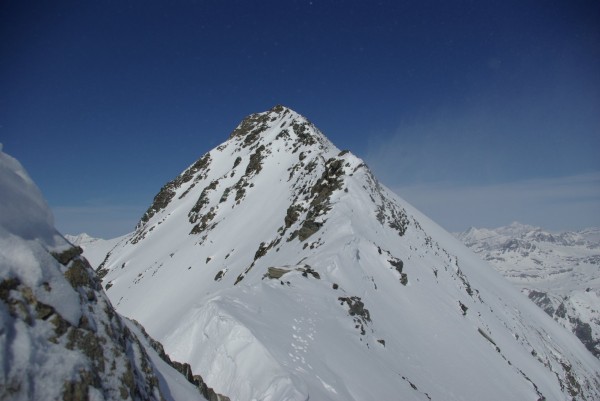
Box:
[1,1,599,236]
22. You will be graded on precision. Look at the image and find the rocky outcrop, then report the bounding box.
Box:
[129,320,230,401]
[1,244,165,401]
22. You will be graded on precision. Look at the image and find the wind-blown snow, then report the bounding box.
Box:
[0,146,62,247]
[96,106,600,401]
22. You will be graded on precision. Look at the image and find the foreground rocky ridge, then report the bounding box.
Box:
[0,147,211,401]
[97,106,600,401]
[456,223,600,359]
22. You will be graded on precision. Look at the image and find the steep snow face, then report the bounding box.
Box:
[456,223,600,359]
[99,106,600,401]
[0,146,207,401]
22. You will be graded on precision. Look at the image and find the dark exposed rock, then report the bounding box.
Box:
[130,319,231,401]
[35,301,55,320]
[136,154,212,236]
[555,301,567,319]
[299,265,320,279]
[455,266,474,297]
[190,207,217,235]
[388,257,408,285]
[189,180,219,224]
[527,290,556,316]
[263,265,320,280]
[62,369,101,401]
[284,204,303,228]
[338,296,371,322]
[254,242,269,261]
[560,360,582,398]
[245,145,266,176]
[219,187,231,203]
[478,327,501,353]
[572,319,600,358]
[64,258,96,289]
[369,171,409,236]
[214,269,226,281]
[227,145,268,205]
[0,276,20,303]
[338,296,371,337]
[292,121,317,147]
[388,258,404,273]
[459,301,468,316]
[52,245,83,265]
[234,274,245,285]
[228,109,273,146]
[293,157,346,241]
[297,219,323,242]
[276,129,291,141]
[233,178,247,202]
[265,267,291,279]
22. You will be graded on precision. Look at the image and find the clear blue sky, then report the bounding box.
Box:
[1,1,599,238]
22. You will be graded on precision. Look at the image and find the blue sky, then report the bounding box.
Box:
[1,1,599,238]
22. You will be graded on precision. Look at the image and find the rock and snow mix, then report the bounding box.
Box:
[456,222,600,358]
[94,106,600,401]
[0,146,208,401]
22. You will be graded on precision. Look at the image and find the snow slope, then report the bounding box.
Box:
[456,222,600,358]
[0,145,208,401]
[98,106,600,401]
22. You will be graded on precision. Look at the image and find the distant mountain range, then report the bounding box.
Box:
[74,106,600,400]
[455,222,600,359]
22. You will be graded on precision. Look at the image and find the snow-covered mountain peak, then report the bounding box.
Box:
[227,104,330,147]
[130,105,369,250]
[65,232,98,245]
[96,108,600,401]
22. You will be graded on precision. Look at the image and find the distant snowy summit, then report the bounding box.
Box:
[92,105,600,401]
[66,232,125,269]
[455,223,600,358]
